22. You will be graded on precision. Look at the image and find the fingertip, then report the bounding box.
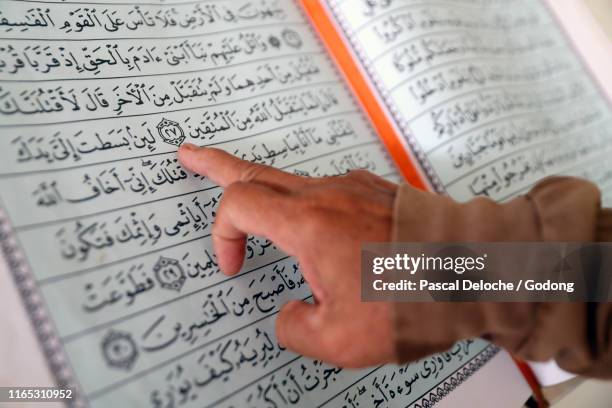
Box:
[178,144,216,179]
[179,142,200,151]
[179,146,239,185]
[177,143,201,159]
[178,143,200,162]
[218,255,244,277]
[213,236,246,276]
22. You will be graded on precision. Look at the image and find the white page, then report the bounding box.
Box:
[324,0,612,204]
[528,361,576,387]
[0,1,525,407]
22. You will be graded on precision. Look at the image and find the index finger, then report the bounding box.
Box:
[178,144,311,191]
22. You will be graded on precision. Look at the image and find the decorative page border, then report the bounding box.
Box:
[0,205,86,408]
[325,0,446,193]
[409,345,500,408]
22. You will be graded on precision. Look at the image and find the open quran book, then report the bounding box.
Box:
[0,0,610,406]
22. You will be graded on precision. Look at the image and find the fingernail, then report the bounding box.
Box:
[181,143,199,152]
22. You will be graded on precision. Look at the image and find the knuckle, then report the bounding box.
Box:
[217,182,249,219]
[211,198,231,232]
[467,197,501,213]
[211,213,225,235]
[346,169,371,180]
[238,161,268,183]
[222,182,248,201]
[344,170,378,187]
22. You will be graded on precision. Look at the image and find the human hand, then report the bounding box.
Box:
[178,144,397,368]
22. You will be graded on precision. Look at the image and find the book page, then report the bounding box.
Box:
[0,1,516,407]
[322,0,612,203]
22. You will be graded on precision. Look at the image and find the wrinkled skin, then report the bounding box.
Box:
[178,144,396,368]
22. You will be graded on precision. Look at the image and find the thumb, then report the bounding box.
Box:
[276,300,327,358]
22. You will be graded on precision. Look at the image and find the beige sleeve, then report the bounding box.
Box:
[392,177,612,378]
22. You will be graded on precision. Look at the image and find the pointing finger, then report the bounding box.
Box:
[178,145,310,191]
